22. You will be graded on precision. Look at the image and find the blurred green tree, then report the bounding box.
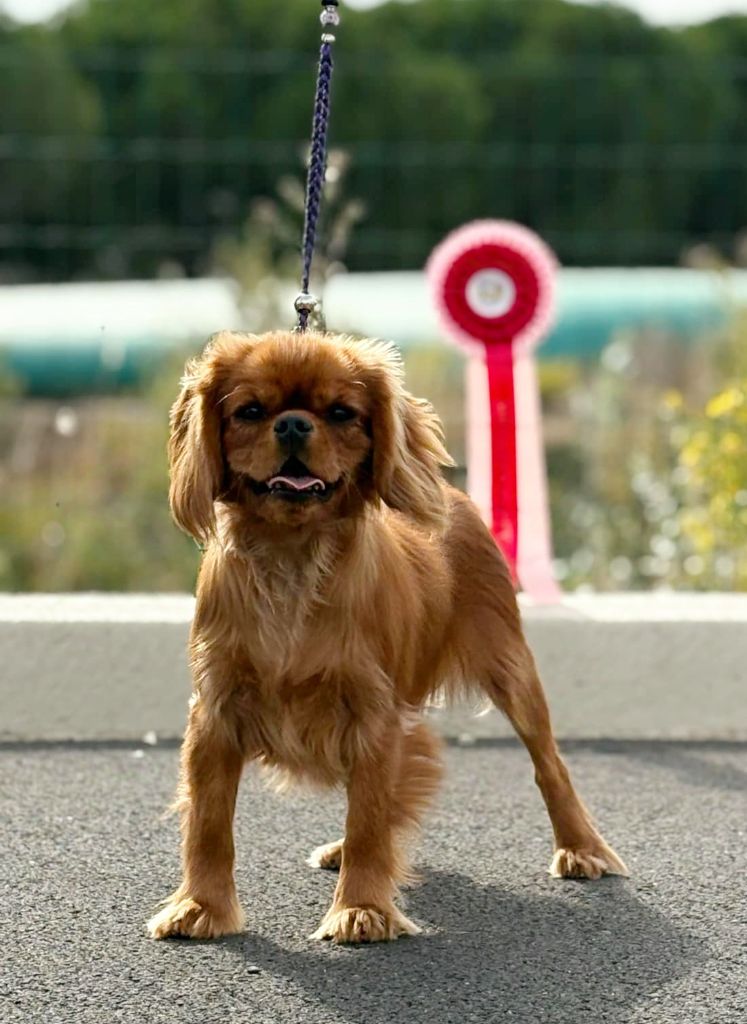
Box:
[0,0,744,278]
[0,25,100,278]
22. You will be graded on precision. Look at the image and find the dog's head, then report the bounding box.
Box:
[168,330,453,542]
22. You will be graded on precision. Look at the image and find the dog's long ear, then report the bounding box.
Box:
[361,341,454,531]
[168,352,224,544]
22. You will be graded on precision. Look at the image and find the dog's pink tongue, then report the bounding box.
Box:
[269,475,324,492]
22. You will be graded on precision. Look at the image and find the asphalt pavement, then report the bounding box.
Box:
[2,740,746,1024]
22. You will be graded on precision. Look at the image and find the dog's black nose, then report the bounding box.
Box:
[274,413,313,449]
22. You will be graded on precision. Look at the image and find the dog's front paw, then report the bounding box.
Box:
[307,839,344,870]
[550,839,629,880]
[311,904,420,944]
[147,892,245,940]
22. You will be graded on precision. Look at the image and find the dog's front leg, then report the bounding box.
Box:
[311,727,420,944]
[147,695,246,939]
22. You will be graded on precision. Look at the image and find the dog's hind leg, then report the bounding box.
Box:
[481,637,628,879]
[311,712,441,944]
[307,719,443,879]
[307,838,344,870]
[445,500,627,880]
[389,719,443,873]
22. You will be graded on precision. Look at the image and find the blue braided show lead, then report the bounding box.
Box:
[295,1,340,333]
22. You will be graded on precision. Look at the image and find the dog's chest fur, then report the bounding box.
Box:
[221,537,391,786]
[238,536,336,672]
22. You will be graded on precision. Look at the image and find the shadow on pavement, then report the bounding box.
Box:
[583,739,747,794]
[221,869,700,1024]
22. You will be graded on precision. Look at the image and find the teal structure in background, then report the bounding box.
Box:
[1,269,744,396]
[0,279,240,398]
[545,268,741,360]
[1,334,169,397]
[325,268,745,361]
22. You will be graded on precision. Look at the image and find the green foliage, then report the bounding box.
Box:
[658,310,747,588]
[0,357,200,591]
[544,290,747,591]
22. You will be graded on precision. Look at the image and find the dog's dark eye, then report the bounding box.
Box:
[234,402,265,422]
[328,404,356,423]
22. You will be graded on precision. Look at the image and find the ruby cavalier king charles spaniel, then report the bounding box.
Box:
[147,329,627,945]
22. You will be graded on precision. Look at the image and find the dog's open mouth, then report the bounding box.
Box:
[256,457,337,502]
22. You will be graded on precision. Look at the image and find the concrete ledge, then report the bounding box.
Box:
[1,593,745,742]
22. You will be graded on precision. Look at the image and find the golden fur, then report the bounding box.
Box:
[147,330,627,945]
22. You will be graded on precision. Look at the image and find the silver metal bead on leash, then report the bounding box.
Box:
[293,292,324,332]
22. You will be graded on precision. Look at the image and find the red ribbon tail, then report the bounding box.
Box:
[485,347,518,579]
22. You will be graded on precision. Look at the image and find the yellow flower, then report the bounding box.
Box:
[705,387,744,419]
